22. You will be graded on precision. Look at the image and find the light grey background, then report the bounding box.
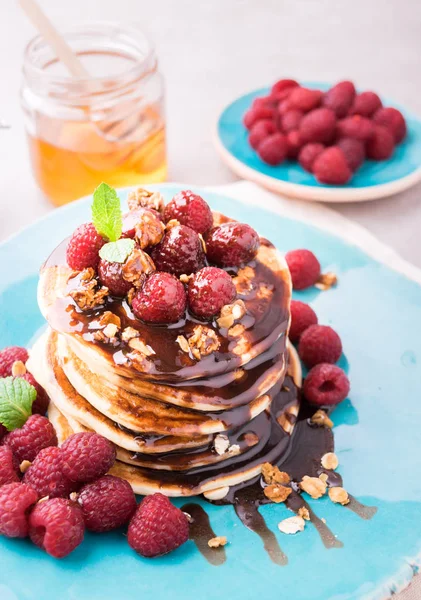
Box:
[0,1,420,597]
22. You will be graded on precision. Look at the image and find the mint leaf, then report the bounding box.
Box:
[91,182,122,242]
[99,238,135,263]
[0,377,37,431]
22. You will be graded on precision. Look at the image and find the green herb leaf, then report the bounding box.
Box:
[0,377,37,431]
[91,182,122,242]
[99,238,135,264]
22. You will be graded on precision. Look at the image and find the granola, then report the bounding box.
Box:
[128,337,155,357]
[127,187,165,213]
[217,299,247,329]
[328,487,349,505]
[208,536,227,548]
[300,475,327,499]
[310,409,334,429]
[315,272,338,291]
[122,248,156,288]
[278,516,305,535]
[261,462,290,485]
[298,506,310,521]
[69,269,108,311]
[134,211,165,250]
[188,325,220,360]
[264,484,292,503]
[321,452,339,470]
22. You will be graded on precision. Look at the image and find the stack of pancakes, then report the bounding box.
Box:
[29,212,300,499]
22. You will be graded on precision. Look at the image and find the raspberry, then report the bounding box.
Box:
[206,222,260,267]
[29,498,84,558]
[164,190,213,234]
[366,125,395,160]
[0,482,38,537]
[313,147,352,185]
[280,110,304,133]
[0,347,29,377]
[350,91,382,117]
[271,79,298,96]
[23,447,76,499]
[151,225,205,277]
[249,120,276,150]
[277,99,292,116]
[336,115,375,142]
[98,258,133,297]
[61,432,116,483]
[336,138,365,171]
[257,133,288,166]
[21,372,50,415]
[298,143,325,173]
[3,415,58,463]
[285,249,321,290]
[289,300,318,343]
[128,493,189,557]
[299,108,337,144]
[78,475,137,532]
[188,267,236,319]
[298,324,342,368]
[288,87,323,112]
[132,272,187,324]
[303,363,350,406]
[66,223,105,271]
[286,130,303,159]
[122,208,163,239]
[252,96,276,110]
[243,106,275,130]
[322,81,356,118]
[373,107,406,143]
[0,446,20,487]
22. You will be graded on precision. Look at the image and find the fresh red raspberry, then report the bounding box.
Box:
[29,498,84,558]
[350,91,382,117]
[289,300,318,343]
[21,372,50,416]
[0,482,38,537]
[0,347,29,377]
[286,130,303,159]
[128,493,189,557]
[164,190,213,234]
[304,363,350,406]
[23,447,76,499]
[271,79,299,96]
[298,324,342,368]
[277,99,292,116]
[206,222,260,267]
[97,258,133,297]
[151,225,205,277]
[66,223,105,271]
[3,415,58,463]
[280,110,304,133]
[0,446,20,487]
[299,108,337,144]
[366,125,395,160]
[78,475,137,532]
[122,208,163,239]
[132,272,187,324]
[298,143,325,173]
[313,147,352,185]
[336,138,366,171]
[336,115,375,142]
[61,432,116,484]
[252,96,276,110]
[288,87,323,112]
[322,81,356,118]
[373,107,406,143]
[243,106,275,130]
[188,267,236,319]
[257,133,288,165]
[249,120,276,150]
[285,249,321,290]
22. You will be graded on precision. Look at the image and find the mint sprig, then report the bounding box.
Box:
[99,238,135,264]
[0,377,37,431]
[91,182,122,242]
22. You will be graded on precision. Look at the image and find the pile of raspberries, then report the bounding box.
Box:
[244,79,407,184]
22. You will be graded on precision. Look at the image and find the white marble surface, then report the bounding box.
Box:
[0,1,420,598]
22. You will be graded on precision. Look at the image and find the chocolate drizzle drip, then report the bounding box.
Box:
[181,503,226,566]
[346,495,378,520]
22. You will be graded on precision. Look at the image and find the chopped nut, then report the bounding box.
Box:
[99,311,121,329]
[208,536,227,548]
[121,327,139,342]
[217,299,247,329]
[188,325,220,360]
[122,248,156,287]
[69,270,109,311]
[321,452,339,470]
[298,506,310,521]
[264,484,292,503]
[19,460,32,474]
[214,434,230,456]
[278,516,305,535]
[69,492,79,502]
[11,361,27,377]
[261,462,290,485]
[300,475,327,499]
[232,266,255,295]
[134,211,165,249]
[198,234,207,253]
[176,335,190,354]
[319,473,329,484]
[321,517,326,524]
[310,409,333,429]
[328,487,349,505]
[103,323,118,339]
[315,272,338,291]
[127,187,165,213]
[179,274,191,284]
[128,337,155,356]
[127,287,136,306]
[165,219,180,230]
[228,324,245,338]
[227,444,240,456]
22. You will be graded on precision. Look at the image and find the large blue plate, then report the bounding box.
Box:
[1,184,421,600]
[214,82,421,202]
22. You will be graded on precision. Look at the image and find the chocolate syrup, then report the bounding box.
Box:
[181,503,226,566]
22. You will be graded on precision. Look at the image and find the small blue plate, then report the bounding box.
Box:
[214,82,421,202]
[1,184,421,600]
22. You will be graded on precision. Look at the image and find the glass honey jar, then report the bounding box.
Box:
[21,22,167,206]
